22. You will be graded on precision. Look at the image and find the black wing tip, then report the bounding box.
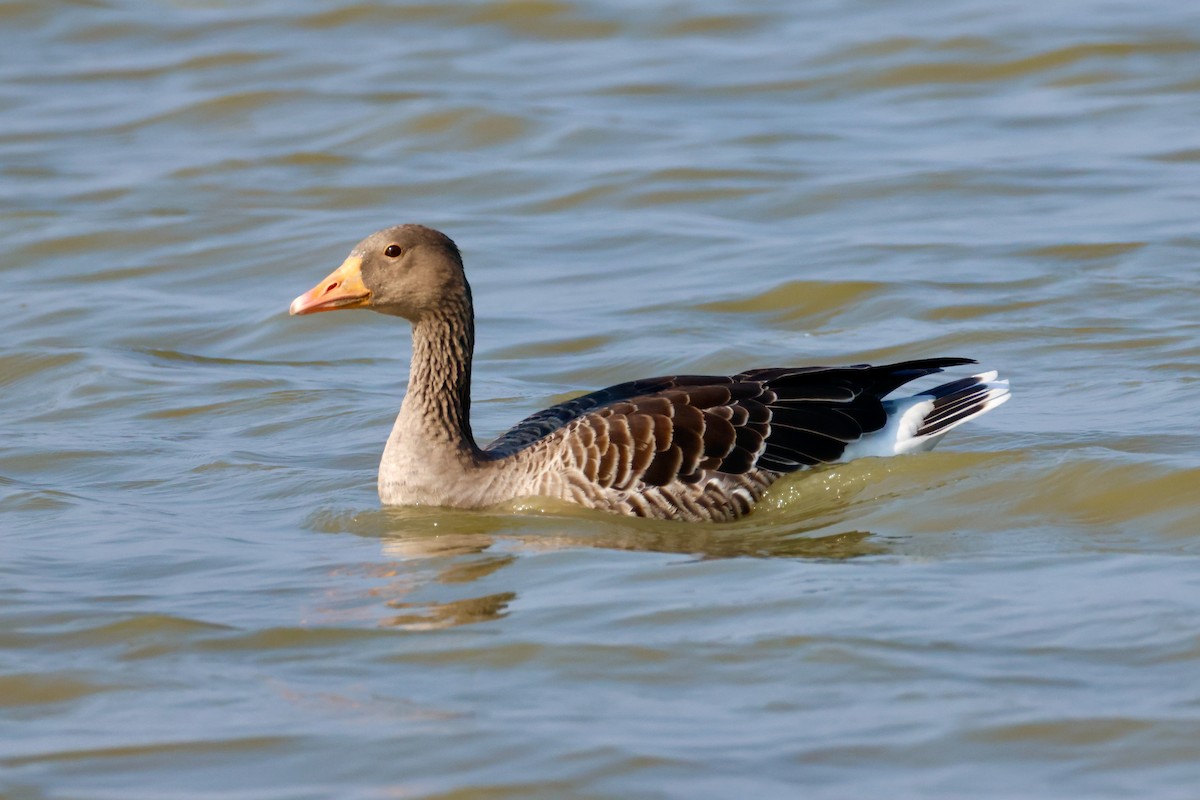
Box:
[893,356,977,370]
[882,357,978,383]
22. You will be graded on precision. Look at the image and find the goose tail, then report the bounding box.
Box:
[841,370,1011,460]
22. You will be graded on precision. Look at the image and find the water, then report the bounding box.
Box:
[3,1,1200,797]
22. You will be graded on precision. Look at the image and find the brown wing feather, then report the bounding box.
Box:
[495,358,976,488]
[485,376,717,456]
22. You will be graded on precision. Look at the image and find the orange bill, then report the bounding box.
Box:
[289,256,372,315]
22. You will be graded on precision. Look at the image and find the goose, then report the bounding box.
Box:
[289,224,1009,522]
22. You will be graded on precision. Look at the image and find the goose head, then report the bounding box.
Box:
[289,224,467,322]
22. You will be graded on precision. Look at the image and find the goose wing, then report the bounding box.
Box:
[487,358,975,487]
[485,376,684,456]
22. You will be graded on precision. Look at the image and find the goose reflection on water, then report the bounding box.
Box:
[305,461,907,629]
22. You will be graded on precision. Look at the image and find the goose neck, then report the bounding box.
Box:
[398,292,478,456]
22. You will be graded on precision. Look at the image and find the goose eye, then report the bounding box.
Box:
[384,244,402,257]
